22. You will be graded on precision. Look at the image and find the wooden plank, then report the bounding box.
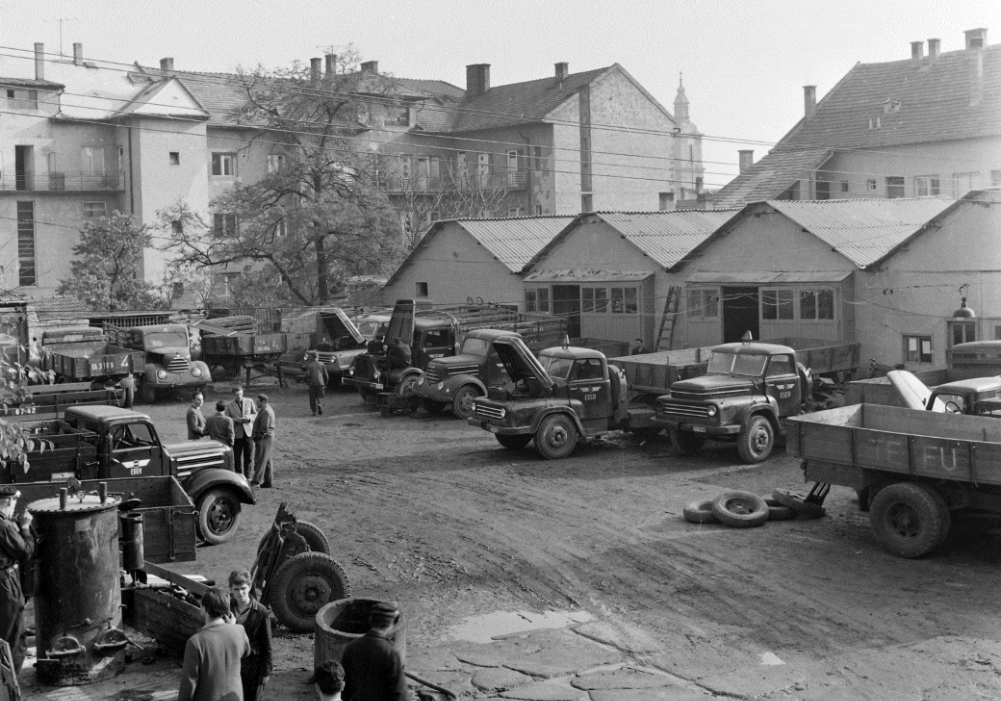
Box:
[142,562,212,597]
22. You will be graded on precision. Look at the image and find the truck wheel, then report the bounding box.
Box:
[197,488,242,545]
[870,482,951,558]
[711,491,769,528]
[535,414,578,460]
[452,386,481,420]
[683,500,718,524]
[669,428,705,456]
[737,416,774,463]
[141,383,156,404]
[268,552,351,633]
[421,398,447,415]
[397,375,421,413]
[496,434,533,450]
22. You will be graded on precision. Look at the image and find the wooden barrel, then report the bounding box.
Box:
[314,598,406,669]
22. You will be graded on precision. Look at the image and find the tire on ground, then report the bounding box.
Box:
[771,488,827,519]
[535,414,578,460]
[268,552,351,633]
[683,500,717,524]
[711,491,769,528]
[496,434,533,450]
[737,415,774,463]
[197,487,242,545]
[763,497,797,521]
[452,385,481,421]
[669,427,705,456]
[869,482,950,558]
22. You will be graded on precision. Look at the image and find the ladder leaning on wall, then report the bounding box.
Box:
[655,286,681,351]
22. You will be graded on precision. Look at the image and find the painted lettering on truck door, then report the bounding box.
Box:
[108,422,165,478]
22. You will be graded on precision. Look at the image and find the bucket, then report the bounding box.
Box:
[314,598,406,670]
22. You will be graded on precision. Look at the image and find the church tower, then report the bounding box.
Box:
[671,74,705,206]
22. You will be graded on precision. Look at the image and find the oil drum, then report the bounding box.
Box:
[314,598,406,669]
[28,487,127,685]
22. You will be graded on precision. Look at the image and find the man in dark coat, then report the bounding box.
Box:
[0,486,34,673]
[205,401,235,447]
[229,570,272,701]
[304,351,329,416]
[251,394,276,488]
[341,602,408,701]
[178,587,249,701]
[186,391,207,440]
[386,338,412,371]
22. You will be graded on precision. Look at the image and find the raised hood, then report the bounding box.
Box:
[671,373,756,400]
[319,308,365,345]
[494,336,553,388]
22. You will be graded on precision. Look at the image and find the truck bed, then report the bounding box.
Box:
[763,337,860,376]
[202,332,288,358]
[787,403,1001,485]
[43,341,144,379]
[844,370,953,407]
[608,347,714,395]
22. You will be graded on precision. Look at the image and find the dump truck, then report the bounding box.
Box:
[468,336,669,459]
[787,403,1001,558]
[7,405,254,544]
[106,324,211,403]
[345,299,567,415]
[40,327,145,383]
[652,335,860,463]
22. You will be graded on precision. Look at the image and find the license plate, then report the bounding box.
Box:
[692,426,707,433]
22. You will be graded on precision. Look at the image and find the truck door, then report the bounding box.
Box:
[108,422,165,478]
[764,354,800,416]
[414,327,453,370]
[568,358,611,427]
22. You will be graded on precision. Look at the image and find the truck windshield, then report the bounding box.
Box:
[707,350,767,377]
[144,332,188,350]
[460,338,490,356]
[539,355,573,380]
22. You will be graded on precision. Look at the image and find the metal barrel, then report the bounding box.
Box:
[121,512,144,571]
[314,598,406,669]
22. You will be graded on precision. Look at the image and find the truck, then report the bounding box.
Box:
[413,322,569,420]
[652,335,860,464]
[787,403,1001,558]
[200,329,291,386]
[40,327,145,384]
[313,308,390,387]
[106,324,211,403]
[468,336,666,459]
[7,405,254,544]
[344,299,567,415]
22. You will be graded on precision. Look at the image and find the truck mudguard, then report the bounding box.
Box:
[442,373,487,398]
[183,468,256,505]
[734,401,780,432]
[530,404,587,435]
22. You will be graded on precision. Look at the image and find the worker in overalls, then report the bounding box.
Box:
[0,486,34,673]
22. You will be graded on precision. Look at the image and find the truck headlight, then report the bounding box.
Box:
[436,382,444,391]
[156,370,168,380]
[191,367,202,377]
[707,405,718,417]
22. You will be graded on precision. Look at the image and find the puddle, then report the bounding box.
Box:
[443,609,596,643]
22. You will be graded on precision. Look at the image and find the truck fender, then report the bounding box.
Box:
[184,468,256,506]
[443,374,488,397]
[141,365,163,383]
[190,360,213,383]
[531,406,586,436]
[395,369,424,396]
[735,403,779,433]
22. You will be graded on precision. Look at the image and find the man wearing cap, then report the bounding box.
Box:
[204,401,235,447]
[0,486,34,673]
[304,351,329,416]
[340,602,408,701]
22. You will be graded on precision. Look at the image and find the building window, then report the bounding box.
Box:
[866,179,877,192]
[507,207,522,218]
[903,335,933,364]
[387,105,409,127]
[6,88,38,110]
[658,192,672,211]
[799,289,834,320]
[455,152,467,181]
[687,289,718,319]
[81,146,105,175]
[526,288,550,313]
[952,172,979,197]
[213,213,238,235]
[477,153,489,186]
[610,287,638,314]
[267,154,285,173]
[840,181,849,193]
[82,202,107,219]
[913,175,940,197]
[885,176,905,198]
[582,287,608,314]
[168,152,180,165]
[399,155,412,180]
[816,180,831,200]
[948,320,976,347]
[533,146,543,171]
[535,204,543,216]
[507,150,521,187]
[211,153,236,177]
[274,217,287,238]
[581,194,593,213]
[416,282,428,297]
[762,289,794,320]
[16,201,35,286]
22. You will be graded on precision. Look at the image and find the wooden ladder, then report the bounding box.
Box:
[655,286,681,351]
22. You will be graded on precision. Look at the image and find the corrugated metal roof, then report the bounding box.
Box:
[460,217,576,272]
[687,271,853,284]
[593,210,740,268]
[767,197,956,267]
[523,270,652,282]
[713,149,832,208]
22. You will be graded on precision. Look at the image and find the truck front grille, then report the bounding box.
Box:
[658,402,712,419]
[168,357,189,373]
[474,404,505,421]
[173,451,228,478]
[425,367,441,383]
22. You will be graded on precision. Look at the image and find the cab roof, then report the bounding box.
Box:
[66,405,151,422]
[934,376,1001,393]
[710,341,796,356]
[464,328,524,341]
[539,345,605,361]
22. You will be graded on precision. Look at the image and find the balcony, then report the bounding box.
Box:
[377,170,528,195]
[0,172,125,193]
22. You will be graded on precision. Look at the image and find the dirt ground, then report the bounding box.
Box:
[23,382,1001,700]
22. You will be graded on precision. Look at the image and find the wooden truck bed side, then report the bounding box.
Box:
[608,347,714,395]
[764,337,860,376]
[788,403,1001,486]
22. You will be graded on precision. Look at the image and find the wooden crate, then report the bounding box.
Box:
[129,588,203,656]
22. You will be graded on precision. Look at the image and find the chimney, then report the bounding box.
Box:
[466,64,490,97]
[34,42,44,81]
[911,41,924,61]
[160,57,174,73]
[971,40,985,105]
[360,60,379,73]
[965,28,987,50]
[310,57,322,82]
[324,53,336,77]
[738,150,754,174]
[803,85,817,120]
[72,42,83,66]
[928,38,941,59]
[555,62,569,80]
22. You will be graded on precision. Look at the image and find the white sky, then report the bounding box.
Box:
[1,0,998,188]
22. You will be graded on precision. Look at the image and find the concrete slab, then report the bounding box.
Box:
[472,667,536,692]
[453,628,623,678]
[589,689,709,701]
[697,661,825,698]
[498,679,586,700]
[570,667,678,690]
[571,620,663,655]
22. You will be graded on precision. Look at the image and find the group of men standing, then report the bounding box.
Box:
[186,386,276,489]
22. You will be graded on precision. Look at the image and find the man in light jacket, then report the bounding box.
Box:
[226,386,257,480]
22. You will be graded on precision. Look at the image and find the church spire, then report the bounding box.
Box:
[674,73,689,123]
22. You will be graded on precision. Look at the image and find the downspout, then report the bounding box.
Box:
[518,131,532,215]
[128,125,135,214]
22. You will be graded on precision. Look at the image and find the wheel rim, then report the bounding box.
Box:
[724,497,757,515]
[207,498,235,533]
[455,389,476,417]
[749,425,770,454]
[287,573,333,617]
[545,423,569,450]
[886,502,921,539]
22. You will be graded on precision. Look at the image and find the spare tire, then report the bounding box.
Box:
[711,491,769,528]
[763,497,797,521]
[772,488,827,519]
[268,552,351,633]
[683,500,717,524]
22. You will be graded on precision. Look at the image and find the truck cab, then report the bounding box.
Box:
[928,377,1001,416]
[653,337,810,463]
[108,324,210,403]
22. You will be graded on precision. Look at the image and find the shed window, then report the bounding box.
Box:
[526,288,550,313]
[687,289,718,319]
[6,88,38,110]
[799,289,834,320]
[610,287,637,314]
[903,335,933,364]
[169,152,180,165]
[761,289,793,320]
[415,282,428,297]
[582,287,607,314]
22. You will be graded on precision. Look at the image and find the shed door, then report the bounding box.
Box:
[722,287,759,343]
[552,285,581,339]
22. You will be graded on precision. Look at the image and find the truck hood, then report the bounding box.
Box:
[164,440,230,459]
[428,353,482,376]
[319,309,365,345]
[670,374,756,400]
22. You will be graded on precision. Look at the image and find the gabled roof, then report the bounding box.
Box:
[523,210,739,273]
[0,77,64,90]
[713,149,832,209]
[111,77,209,120]
[386,216,574,285]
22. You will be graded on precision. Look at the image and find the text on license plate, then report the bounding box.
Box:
[692,426,707,433]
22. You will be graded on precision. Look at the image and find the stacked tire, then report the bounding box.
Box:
[683,489,827,527]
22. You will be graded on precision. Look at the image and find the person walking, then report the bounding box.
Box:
[205,401,235,447]
[0,486,34,674]
[251,394,275,489]
[187,391,207,440]
[305,351,329,416]
[226,386,257,480]
[341,602,408,701]
[229,570,272,701]
[178,587,250,701]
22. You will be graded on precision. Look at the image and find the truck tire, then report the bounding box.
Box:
[670,428,705,456]
[535,414,578,460]
[397,375,421,413]
[870,482,951,558]
[452,385,481,421]
[197,488,242,545]
[496,434,533,450]
[737,415,774,463]
[683,500,718,524]
[268,552,351,633]
[255,520,331,556]
[771,488,827,519]
[421,398,447,415]
[711,491,769,528]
